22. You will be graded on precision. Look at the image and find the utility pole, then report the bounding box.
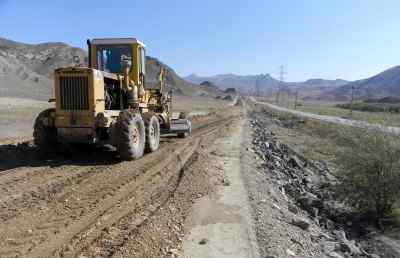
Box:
[294,91,298,110]
[350,85,354,116]
[350,85,361,116]
[276,65,286,104]
[350,85,360,117]
[255,75,261,97]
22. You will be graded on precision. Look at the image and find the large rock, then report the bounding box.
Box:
[327,252,344,258]
[297,192,322,214]
[288,155,304,168]
[339,241,362,255]
[334,230,362,255]
[321,240,340,253]
[291,216,311,231]
[366,254,380,258]
[287,202,299,214]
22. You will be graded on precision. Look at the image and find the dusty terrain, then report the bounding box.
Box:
[0,100,240,258]
[1,96,397,258]
[0,97,50,140]
[0,96,230,141]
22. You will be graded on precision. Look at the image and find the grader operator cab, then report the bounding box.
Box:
[33,38,192,160]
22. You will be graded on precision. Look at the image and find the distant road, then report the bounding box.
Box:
[250,97,400,135]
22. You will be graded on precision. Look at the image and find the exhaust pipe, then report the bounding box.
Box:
[86,39,92,67]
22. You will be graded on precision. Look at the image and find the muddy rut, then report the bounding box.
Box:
[0,109,239,258]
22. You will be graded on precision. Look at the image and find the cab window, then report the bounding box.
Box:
[97,45,132,73]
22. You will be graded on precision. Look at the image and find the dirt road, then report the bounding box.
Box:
[252,98,400,134]
[0,105,245,258]
[0,97,335,258]
[182,112,259,258]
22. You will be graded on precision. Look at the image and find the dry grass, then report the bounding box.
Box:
[172,95,230,113]
[296,101,400,128]
[0,97,51,139]
[256,96,400,128]
[258,105,350,168]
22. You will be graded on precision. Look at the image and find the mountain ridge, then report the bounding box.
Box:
[184,73,349,96]
[324,66,400,101]
[185,67,400,101]
[0,37,218,100]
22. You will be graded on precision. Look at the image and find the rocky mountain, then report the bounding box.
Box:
[0,38,86,100]
[145,57,220,97]
[324,66,400,101]
[184,73,348,97]
[185,73,283,95]
[293,78,348,88]
[0,37,218,100]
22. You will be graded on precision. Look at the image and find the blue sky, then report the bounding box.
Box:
[1,0,399,81]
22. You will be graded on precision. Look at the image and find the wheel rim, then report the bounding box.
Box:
[132,127,139,145]
[150,124,155,138]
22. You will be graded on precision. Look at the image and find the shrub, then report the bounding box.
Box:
[334,127,400,225]
[336,102,400,113]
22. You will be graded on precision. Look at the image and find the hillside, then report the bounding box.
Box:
[185,73,281,94]
[293,78,348,88]
[0,37,217,100]
[145,57,220,96]
[185,73,348,97]
[0,38,86,100]
[325,66,400,101]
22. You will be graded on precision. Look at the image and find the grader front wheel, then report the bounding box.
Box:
[114,111,145,160]
[33,108,57,155]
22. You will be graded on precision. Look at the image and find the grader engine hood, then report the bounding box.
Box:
[54,67,105,128]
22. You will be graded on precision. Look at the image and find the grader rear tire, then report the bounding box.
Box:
[144,114,160,153]
[33,108,57,155]
[114,111,145,160]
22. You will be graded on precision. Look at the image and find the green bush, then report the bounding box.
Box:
[335,127,400,225]
[336,102,400,113]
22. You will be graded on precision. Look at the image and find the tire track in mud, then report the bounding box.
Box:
[0,111,237,258]
[30,139,201,258]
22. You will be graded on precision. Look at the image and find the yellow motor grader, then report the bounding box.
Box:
[33,38,191,160]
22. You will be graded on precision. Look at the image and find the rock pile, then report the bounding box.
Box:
[250,115,381,258]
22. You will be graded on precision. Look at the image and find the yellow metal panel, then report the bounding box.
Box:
[54,67,105,128]
[92,69,105,113]
[130,43,140,85]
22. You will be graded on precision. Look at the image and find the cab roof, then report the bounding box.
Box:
[91,38,146,47]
